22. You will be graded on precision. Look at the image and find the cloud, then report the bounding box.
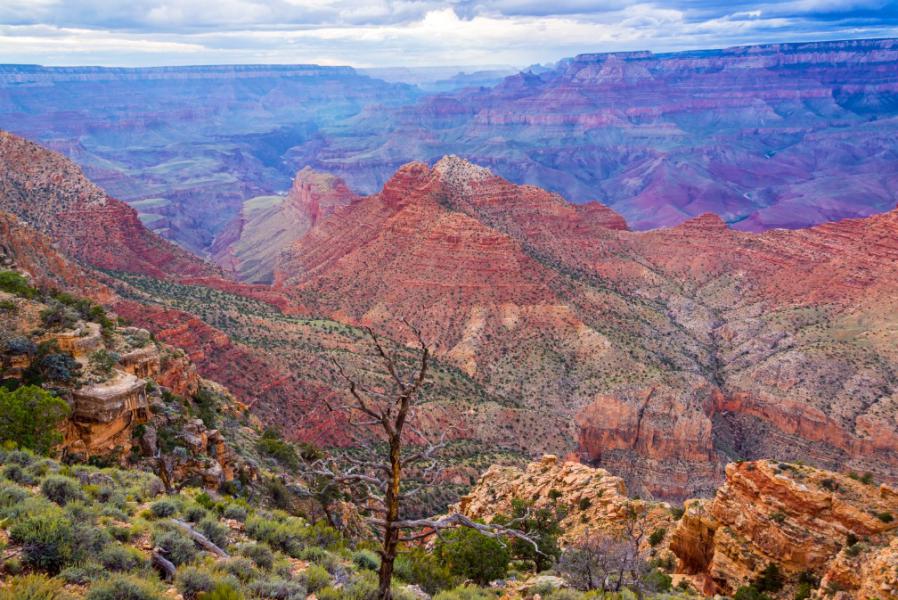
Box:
[0,0,896,67]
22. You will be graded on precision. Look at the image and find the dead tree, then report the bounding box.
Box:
[558,502,655,598]
[308,322,538,600]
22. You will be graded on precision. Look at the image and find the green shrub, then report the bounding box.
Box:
[220,557,257,583]
[0,573,71,600]
[72,520,112,562]
[198,516,230,548]
[108,525,134,542]
[544,590,582,600]
[86,574,164,600]
[40,302,80,331]
[344,571,380,600]
[177,566,217,600]
[101,544,147,572]
[577,498,592,511]
[248,577,306,600]
[149,498,178,518]
[436,527,509,585]
[876,511,894,523]
[222,504,247,522]
[256,428,299,469]
[0,386,71,454]
[432,584,498,600]
[238,542,274,570]
[9,511,74,574]
[183,504,209,523]
[352,548,380,571]
[3,462,36,485]
[794,582,813,600]
[644,568,673,592]
[733,585,771,600]
[498,498,562,571]
[60,563,105,585]
[302,564,332,593]
[41,476,84,506]
[754,563,785,593]
[648,527,666,547]
[0,480,30,506]
[394,547,457,594]
[316,587,341,600]
[198,584,245,600]
[152,529,197,566]
[90,350,121,376]
[0,271,37,298]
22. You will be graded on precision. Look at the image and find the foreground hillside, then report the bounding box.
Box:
[0,449,894,600]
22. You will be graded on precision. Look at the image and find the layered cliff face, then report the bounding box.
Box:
[0,65,420,252]
[0,131,217,279]
[670,460,898,598]
[3,131,898,502]
[297,38,898,232]
[211,167,360,283]
[270,157,898,499]
[5,40,898,251]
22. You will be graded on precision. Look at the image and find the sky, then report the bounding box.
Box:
[1,0,897,68]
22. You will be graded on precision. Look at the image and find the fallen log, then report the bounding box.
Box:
[151,549,177,581]
[171,519,229,558]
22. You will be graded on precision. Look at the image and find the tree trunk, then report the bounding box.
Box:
[378,435,403,600]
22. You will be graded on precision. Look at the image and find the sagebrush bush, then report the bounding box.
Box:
[149,498,178,518]
[86,574,164,600]
[238,542,274,570]
[302,564,332,593]
[60,563,105,585]
[248,577,306,600]
[433,585,499,600]
[198,516,230,548]
[101,543,148,572]
[0,480,29,507]
[352,548,380,571]
[220,557,258,583]
[394,547,457,594]
[152,528,197,566]
[184,504,210,523]
[198,584,245,600]
[0,573,71,600]
[3,462,36,485]
[176,565,216,600]
[222,504,248,522]
[9,511,74,574]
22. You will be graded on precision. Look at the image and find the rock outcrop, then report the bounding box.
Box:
[211,167,359,283]
[455,455,673,545]
[670,460,898,597]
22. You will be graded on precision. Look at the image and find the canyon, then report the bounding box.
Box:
[3,38,898,254]
[1,129,896,504]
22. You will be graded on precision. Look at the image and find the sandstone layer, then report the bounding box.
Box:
[670,460,898,598]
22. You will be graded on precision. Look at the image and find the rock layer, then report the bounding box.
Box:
[670,460,898,597]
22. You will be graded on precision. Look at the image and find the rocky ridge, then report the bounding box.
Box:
[273,156,898,499]
[670,460,898,598]
[460,456,898,600]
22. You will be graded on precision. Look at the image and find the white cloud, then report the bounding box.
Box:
[0,0,896,67]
